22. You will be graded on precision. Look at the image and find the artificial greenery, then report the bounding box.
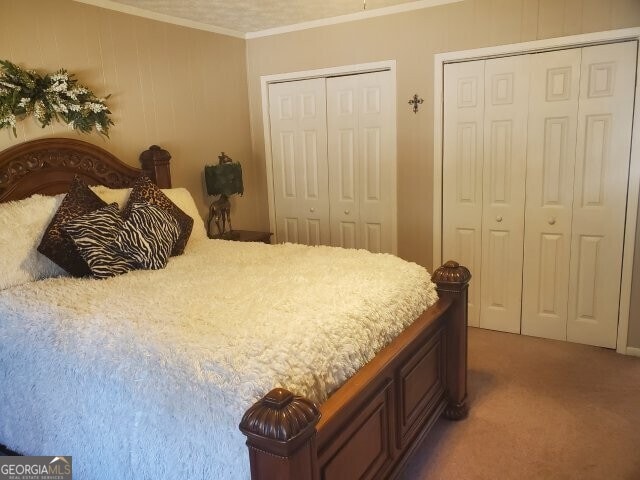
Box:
[0,60,113,137]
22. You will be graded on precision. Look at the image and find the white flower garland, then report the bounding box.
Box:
[0,60,113,136]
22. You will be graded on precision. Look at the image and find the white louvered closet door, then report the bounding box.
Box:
[521,49,581,341]
[326,71,394,253]
[269,79,331,246]
[442,60,485,327]
[479,55,530,334]
[566,42,637,348]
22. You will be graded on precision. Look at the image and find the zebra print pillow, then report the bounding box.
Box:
[114,202,181,270]
[123,176,193,256]
[62,203,137,279]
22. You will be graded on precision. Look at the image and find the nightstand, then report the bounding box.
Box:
[209,230,272,244]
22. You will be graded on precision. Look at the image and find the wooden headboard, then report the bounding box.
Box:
[0,138,172,202]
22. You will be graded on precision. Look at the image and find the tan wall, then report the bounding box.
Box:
[246,0,640,347]
[0,0,254,229]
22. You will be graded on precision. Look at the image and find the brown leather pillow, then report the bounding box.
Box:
[123,176,193,256]
[37,176,108,277]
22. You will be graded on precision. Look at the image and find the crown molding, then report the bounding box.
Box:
[74,0,462,40]
[72,0,246,39]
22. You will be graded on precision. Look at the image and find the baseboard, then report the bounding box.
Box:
[626,346,640,357]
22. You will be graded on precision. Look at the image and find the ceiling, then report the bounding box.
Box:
[76,0,453,37]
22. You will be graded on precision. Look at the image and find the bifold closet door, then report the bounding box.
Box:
[442,60,485,327]
[566,41,637,348]
[443,56,530,332]
[479,55,529,333]
[326,71,394,253]
[443,41,637,347]
[521,49,581,341]
[269,78,331,246]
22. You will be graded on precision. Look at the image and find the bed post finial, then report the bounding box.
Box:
[240,387,320,480]
[140,145,172,189]
[432,260,471,421]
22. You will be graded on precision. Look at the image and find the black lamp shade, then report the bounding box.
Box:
[205,162,244,196]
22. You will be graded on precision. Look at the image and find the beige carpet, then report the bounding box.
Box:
[400,327,640,480]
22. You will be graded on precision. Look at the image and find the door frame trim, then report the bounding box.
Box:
[432,27,640,354]
[260,60,398,253]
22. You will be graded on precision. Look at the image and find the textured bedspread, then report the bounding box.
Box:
[0,239,437,479]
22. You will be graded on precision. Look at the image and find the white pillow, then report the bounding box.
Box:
[91,185,207,243]
[0,194,67,290]
[162,188,207,242]
[90,185,130,208]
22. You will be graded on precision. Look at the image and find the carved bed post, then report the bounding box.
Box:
[140,145,172,188]
[432,260,471,420]
[239,388,321,480]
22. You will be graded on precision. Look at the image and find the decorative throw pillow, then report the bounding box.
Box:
[162,188,207,243]
[93,185,207,246]
[37,176,108,277]
[114,202,180,270]
[62,203,137,279]
[123,176,193,256]
[0,194,67,290]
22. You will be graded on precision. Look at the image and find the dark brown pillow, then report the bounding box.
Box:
[37,176,108,277]
[123,176,193,256]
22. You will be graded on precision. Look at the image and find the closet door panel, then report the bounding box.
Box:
[358,72,394,254]
[567,42,637,347]
[442,60,485,327]
[521,49,581,341]
[327,71,394,253]
[328,75,360,249]
[269,79,330,246]
[480,55,529,333]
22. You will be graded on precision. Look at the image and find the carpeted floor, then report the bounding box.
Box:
[400,327,640,480]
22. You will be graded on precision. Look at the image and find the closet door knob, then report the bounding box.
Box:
[344,210,350,215]
[548,217,556,225]
[310,207,315,213]
[496,216,503,222]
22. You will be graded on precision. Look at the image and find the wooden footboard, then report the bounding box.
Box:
[240,261,470,480]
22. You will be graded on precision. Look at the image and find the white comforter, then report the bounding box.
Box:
[0,239,437,479]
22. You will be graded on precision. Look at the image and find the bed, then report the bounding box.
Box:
[0,138,470,479]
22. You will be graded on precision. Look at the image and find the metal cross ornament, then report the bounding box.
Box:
[408,94,424,113]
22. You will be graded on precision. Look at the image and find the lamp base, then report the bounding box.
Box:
[207,194,234,238]
[218,230,240,240]
[209,229,240,240]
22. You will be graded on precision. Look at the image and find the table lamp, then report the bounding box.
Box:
[204,152,244,238]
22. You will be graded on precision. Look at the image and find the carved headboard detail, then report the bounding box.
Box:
[0,138,172,202]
